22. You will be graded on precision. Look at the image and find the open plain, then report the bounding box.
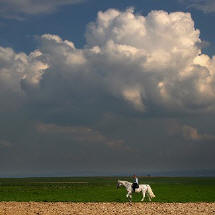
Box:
[0,177,215,214]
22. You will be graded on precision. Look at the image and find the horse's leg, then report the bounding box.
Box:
[129,192,132,200]
[145,188,152,201]
[126,192,130,201]
[127,191,132,202]
[141,190,145,202]
[147,192,151,201]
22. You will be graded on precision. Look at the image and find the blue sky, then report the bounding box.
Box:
[0,0,215,177]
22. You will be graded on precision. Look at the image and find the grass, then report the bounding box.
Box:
[0,177,214,202]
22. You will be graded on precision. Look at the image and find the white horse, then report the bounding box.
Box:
[117,180,155,202]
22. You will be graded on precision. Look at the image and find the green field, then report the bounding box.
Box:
[0,177,214,202]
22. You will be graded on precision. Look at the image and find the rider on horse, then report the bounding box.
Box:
[132,174,139,192]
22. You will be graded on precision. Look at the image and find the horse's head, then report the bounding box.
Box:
[116,180,122,189]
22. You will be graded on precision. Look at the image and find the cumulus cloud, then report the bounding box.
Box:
[42,9,215,114]
[1,8,215,117]
[0,0,84,19]
[0,47,48,111]
[1,8,215,175]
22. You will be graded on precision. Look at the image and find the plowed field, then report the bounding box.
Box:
[0,202,215,215]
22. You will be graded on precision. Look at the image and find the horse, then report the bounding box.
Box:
[117,180,155,202]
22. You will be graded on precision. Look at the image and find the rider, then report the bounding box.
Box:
[132,174,139,192]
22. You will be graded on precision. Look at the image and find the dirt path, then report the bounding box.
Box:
[0,202,214,215]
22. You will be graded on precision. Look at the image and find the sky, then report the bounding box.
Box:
[0,0,215,177]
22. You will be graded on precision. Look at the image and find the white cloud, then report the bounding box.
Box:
[0,47,47,90]
[85,9,215,113]
[0,0,84,19]
[0,8,215,116]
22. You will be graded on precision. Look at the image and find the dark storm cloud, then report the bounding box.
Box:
[0,8,215,176]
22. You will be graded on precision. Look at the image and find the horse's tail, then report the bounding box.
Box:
[147,185,155,198]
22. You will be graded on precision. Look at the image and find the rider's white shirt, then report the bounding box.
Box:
[135,178,138,184]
